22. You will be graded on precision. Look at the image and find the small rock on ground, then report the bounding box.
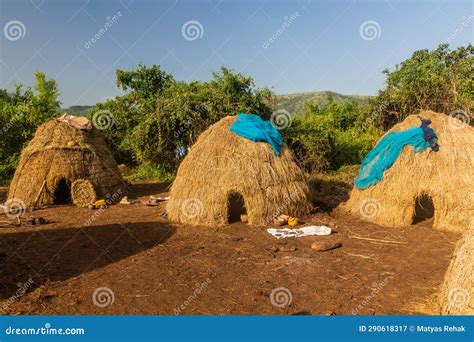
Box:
[311,241,342,252]
[279,246,297,252]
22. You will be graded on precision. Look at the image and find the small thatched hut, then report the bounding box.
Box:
[8,115,126,208]
[439,223,473,314]
[341,111,473,233]
[166,116,312,226]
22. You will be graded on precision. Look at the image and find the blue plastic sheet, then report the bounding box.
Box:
[354,127,434,189]
[230,113,283,155]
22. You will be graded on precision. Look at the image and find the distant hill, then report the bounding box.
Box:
[276,91,371,116]
[59,105,93,116]
[59,91,370,117]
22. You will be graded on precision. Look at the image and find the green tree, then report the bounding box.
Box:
[371,43,473,129]
[91,65,273,178]
[0,72,60,183]
[285,101,379,172]
[116,63,175,101]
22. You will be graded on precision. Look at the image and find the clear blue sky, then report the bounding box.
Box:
[0,0,472,107]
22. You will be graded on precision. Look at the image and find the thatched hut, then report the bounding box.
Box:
[8,115,126,208]
[166,116,312,226]
[341,111,473,233]
[439,223,474,314]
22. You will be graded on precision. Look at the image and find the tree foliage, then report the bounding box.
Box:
[91,66,273,175]
[0,72,60,183]
[371,43,473,129]
[285,101,380,172]
[116,63,175,101]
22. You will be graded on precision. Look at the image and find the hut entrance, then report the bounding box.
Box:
[228,192,246,223]
[54,178,72,204]
[412,194,434,225]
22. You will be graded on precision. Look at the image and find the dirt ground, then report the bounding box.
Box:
[0,182,460,315]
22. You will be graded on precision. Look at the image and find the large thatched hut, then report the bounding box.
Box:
[341,111,473,233]
[166,116,312,226]
[439,223,474,314]
[8,114,126,208]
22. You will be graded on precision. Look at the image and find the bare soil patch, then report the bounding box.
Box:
[0,184,458,315]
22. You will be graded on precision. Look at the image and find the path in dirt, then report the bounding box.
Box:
[0,184,459,315]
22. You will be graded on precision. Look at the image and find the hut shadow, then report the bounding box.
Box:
[0,222,175,299]
[130,182,172,198]
[309,177,352,212]
[0,187,7,201]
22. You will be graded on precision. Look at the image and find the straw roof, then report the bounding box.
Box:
[8,116,126,208]
[440,223,473,314]
[340,111,473,233]
[166,116,312,226]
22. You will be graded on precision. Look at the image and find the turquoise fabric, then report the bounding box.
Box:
[230,113,283,155]
[354,127,433,189]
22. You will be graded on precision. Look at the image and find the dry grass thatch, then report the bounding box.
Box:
[340,111,473,233]
[166,116,312,226]
[71,179,97,207]
[439,223,474,314]
[8,116,126,208]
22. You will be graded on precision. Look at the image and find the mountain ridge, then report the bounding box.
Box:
[60,91,372,116]
[276,91,371,116]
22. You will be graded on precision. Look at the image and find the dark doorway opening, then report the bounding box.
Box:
[54,178,72,204]
[228,192,246,223]
[412,194,434,224]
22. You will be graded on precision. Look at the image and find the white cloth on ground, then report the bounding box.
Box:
[267,225,332,239]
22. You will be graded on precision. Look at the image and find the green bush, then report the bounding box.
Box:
[371,43,473,129]
[127,162,175,183]
[90,65,273,175]
[0,72,60,184]
[285,101,380,172]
